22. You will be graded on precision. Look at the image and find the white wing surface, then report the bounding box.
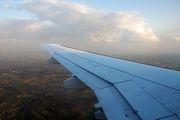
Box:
[41,44,180,120]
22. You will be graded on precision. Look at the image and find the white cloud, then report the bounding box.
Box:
[90,36,98,42]
[3,4,9,8]
[26,24,41,31]
[172,36,180,41]
[2,1,14,8]
[105,39,118,42]
[0,18,42,41]
[16,0,159,42]
[1,0,180,55]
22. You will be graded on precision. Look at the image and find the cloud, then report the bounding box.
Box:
[2,0,14,8]
[26,24,41,31]
[1,0,180,55]
[172,36,180,41]
[105,39,118,42]
[3,4,10,9]
[0,18,56,42]
[14,0,159,42]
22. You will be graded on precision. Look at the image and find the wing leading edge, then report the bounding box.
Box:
[41,44,180,120]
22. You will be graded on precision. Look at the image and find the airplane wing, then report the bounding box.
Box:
[41,44,180,120]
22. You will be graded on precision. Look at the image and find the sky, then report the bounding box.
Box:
[0,0,180,56]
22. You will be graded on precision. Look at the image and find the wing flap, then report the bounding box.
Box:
[95,86,140,120]
[156,94,180,117]
[75,70,112,91]
[114,81,177,120]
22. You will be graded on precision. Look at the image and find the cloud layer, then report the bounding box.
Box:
[3,0,158,43]
[1,0,180,55]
